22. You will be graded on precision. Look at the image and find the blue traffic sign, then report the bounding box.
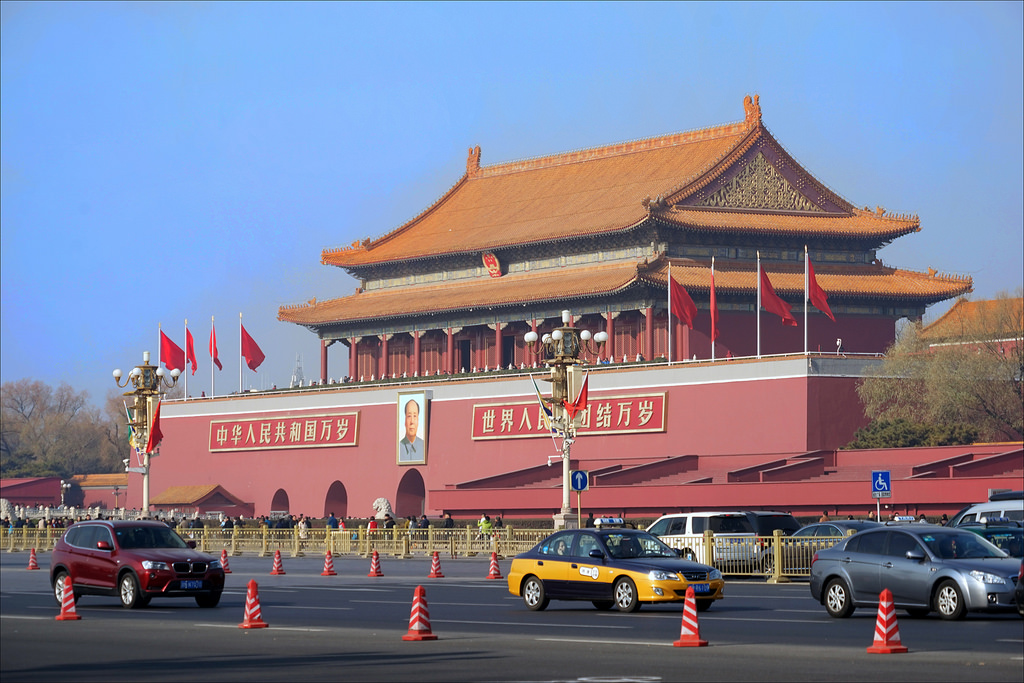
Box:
[871,470,891,498]
[570,470,589,492]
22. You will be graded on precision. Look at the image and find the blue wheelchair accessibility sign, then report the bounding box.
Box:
[872,470,891,499]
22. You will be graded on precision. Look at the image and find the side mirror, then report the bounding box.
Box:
[96,541,112,550]
[906,549,926,562]
[588,548,605,560]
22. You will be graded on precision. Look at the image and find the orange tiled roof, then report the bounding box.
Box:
[280,257,972,327]
[322,97,909,269]
[149,485,220,506]
[920,297,1024,342]
[658,206,919,240]
[72,474,129,488]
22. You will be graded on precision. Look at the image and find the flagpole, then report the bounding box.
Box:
[183,318,189,400]
[756,252,762,359]
[158,322,162,369]
[668,262,673,364]
[804,246,809,355]
[239,312,243,394]
[710,257,716,362]
[211,316,216,398]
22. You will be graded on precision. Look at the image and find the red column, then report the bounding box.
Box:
[380,334,389,379]
[446,328,453,374]
[349,338,357,380]
[644,308,654,361]
[320,340,328,384]
[605,313,614,361]
[681,324,690,362]
[413,331,421,377]
[494,323,502,369]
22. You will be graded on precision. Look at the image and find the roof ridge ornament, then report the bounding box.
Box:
[467,145,482,178]
[744,94,762,126]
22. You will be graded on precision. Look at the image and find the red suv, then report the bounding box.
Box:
[50,520,225,609]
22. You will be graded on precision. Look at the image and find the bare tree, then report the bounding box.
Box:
[858,291,1024,442]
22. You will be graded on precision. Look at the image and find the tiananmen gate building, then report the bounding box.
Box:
[133,97,1022,522]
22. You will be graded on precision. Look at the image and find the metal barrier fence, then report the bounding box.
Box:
[3,525,850,580]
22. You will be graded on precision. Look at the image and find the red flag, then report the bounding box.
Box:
[669,275,698,329]
[145,400,163,453]
[564,372,589,420]
[185,328,198,376]
[160,331,186,372]
[807,256,835,322]
[240,324,266,371]
[210,324,222,371]
[760,268,798,326]
[709,266,719,341]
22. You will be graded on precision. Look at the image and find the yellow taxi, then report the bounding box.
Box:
[507,520,724,612]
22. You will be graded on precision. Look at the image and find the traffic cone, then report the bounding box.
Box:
[402,585,438,641]
[220,549,232,574]
[54,575,81,621]
[427,551,445,578]
[238,579,269,629]
[27,548,40,570]
[486,552,503,579]
[321,550,338,576]
[270,549,286,575]
[367,550,383,577]
[866,588,908,654]
[673,586,708,646]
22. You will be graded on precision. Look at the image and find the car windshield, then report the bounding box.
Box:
[600,531,677,559]
[920,531,1007,560]
[115,526,190,549]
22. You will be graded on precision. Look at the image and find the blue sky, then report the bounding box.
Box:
[2,2,1022,407]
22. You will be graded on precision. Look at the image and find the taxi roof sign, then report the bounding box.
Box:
[593,517,625,527]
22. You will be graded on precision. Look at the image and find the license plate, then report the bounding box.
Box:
[691,583,710,593]
[181,580,203,590]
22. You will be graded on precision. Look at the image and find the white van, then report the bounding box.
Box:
[949,491,1023,527]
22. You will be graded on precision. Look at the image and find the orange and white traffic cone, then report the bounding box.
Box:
[27,548,40,570]
[321,550,338,576]
[238,579,269,629]
[866,588,908,654]
[367,550,384,577]
[673,586,708,646]
[486,552,503,579]
[402,585,438,641]
[270,549,286,575]
[54,575,81,621]
[427,551,445,578]
[220,549,232,574]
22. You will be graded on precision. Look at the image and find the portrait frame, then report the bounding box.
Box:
[397,391,428,465]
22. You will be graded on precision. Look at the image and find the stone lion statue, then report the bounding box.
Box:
[372,497,393,519]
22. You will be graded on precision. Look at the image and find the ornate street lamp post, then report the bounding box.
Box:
[60,479,70,507]
[113,351,179,513]
[524,310,607,529]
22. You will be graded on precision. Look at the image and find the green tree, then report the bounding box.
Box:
[857,291,1024,444]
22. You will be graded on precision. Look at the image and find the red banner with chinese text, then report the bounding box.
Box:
[471,393,666,440]
[209,411,360,452]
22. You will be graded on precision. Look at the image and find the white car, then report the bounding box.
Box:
[646,512,759,565]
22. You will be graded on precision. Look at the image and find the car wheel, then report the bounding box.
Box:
[196,591,222,608]
[592,600,614,610]
[522,576,549,611]
[696,599,714,612]
[614,577,641,612]
[934,580,966,620]
[824,578,854,618]
[53,571,77,607]
[904,607,930,618]
[119,572,148,609]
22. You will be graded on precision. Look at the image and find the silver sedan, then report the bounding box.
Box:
[809,525,1020,620]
